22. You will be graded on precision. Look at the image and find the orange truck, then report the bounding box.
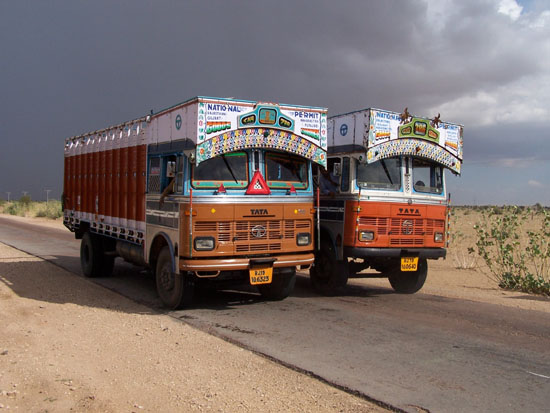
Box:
[63,96,327,308]
[311,108,463,294]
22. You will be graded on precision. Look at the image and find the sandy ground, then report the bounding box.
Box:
[1,211,549,412]
[0,221,386,413]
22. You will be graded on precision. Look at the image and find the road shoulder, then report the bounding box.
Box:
[0,242,385,412]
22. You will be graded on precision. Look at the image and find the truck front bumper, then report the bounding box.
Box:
[344,247,446,260]
[179,253,314,273]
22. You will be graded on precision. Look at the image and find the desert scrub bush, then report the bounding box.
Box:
[447,207,477,269]
[2,200,62,219]
[449,229,477,270]
[5,198,31,216]
[471,206,550,296]
[34,201,63,219]
[19,195,31,206]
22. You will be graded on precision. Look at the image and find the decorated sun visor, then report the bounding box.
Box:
[191,98,327,167]
[328,108,463,174]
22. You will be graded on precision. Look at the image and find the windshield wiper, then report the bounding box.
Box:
[380,160,393,185]
[287,154,304,183]
[222,154,238,183]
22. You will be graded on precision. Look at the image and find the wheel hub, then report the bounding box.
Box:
[159,265,175,291]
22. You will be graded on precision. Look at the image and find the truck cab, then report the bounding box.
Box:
[311,108,463,295]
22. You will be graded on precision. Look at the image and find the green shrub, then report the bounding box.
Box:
[1,200,62,219]
[5,201,29,216]
[471,206,550,296]
[449,229,477,270]
[19,195,31,206]
[34,201,63,219]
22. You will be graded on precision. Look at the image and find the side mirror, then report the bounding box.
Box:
[166,161,176,178]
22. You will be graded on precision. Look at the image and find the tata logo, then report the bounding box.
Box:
[398,208,421,216]
[251,225,267,238]
[402,220,414,235]
[250,209,269,215]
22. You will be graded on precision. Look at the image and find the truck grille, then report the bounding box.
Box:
[194,219,311,254]
[358,216,444,246]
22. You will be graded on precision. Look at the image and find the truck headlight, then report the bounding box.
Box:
[359,231,374,241]
[296,233,311,246]
[434,232,444,242]
[194,236,215,251]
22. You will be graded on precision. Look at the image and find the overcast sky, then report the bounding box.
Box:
[1,0,549,205]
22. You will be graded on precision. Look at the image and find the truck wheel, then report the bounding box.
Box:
[310,243,349,295]
[80,232,104,278]
[258,268,296,301]
[388,258,428,294]
[155,247,194,310]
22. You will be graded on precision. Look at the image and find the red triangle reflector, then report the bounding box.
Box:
[246,170,271,195]
[288,184,296,194]
[217,183,226,193]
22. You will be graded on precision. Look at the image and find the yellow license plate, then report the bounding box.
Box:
[249,266,273,285]
[401,257,418,271]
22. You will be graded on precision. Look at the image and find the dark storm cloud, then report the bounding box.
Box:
[466,122,550,164]
[0,0,548,202]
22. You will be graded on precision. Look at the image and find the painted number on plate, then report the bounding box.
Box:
[401,257,418,271]
[249,267,273,285]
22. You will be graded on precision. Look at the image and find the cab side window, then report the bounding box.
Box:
[148,157,161,193]
[340,157,350,192]
[175,155,184,193]
[320,158,341,195]
[162,155,177,192]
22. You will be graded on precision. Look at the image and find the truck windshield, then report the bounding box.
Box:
[357,158,401,190]
[412,159,444,194]
[265,152,308,189]
[192,152,248,188]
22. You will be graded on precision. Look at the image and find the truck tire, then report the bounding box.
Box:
[80,232,105,278]
[155,246,194,310]
[388,258,428,294]
[310,243,349,295]
[258,268,296,301]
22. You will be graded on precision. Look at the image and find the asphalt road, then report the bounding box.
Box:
[1,215,549,412]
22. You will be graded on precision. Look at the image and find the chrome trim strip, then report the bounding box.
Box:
[275,257,315,265]
[181,256,314,269]
[146,209,180,218]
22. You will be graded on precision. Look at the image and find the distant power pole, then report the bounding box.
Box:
[6,192,10,202]
[45,189,52,203]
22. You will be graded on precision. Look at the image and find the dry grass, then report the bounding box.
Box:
[0,200,62,219]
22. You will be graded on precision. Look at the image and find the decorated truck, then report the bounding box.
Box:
[311,107,462,294]
[63,96,327,308]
